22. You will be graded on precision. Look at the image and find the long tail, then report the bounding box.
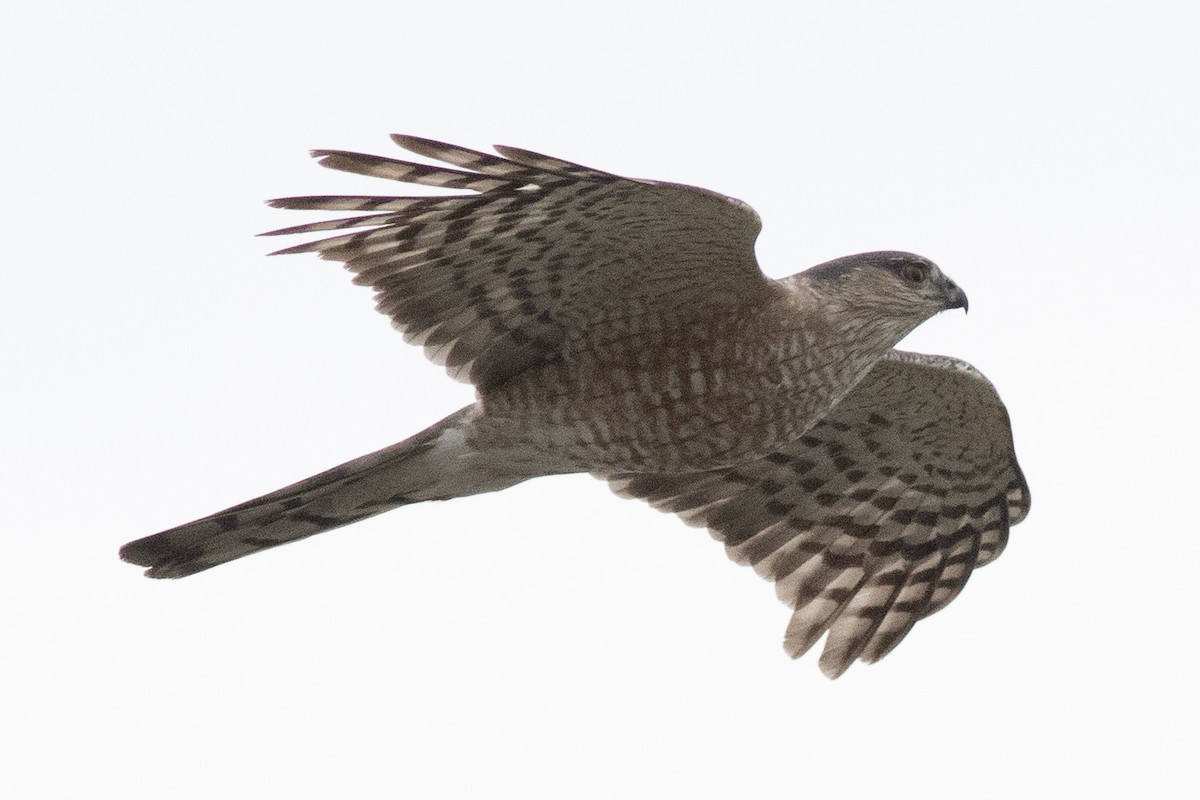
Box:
[121,406,524,578]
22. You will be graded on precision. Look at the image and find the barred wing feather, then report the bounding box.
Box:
[608,351,1030,678]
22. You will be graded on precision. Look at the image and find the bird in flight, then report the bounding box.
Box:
[121,135,1029,678]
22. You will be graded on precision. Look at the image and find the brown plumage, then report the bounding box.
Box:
[121,135,1028,678]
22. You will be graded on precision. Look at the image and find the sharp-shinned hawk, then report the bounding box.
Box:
[121,135,1030,678]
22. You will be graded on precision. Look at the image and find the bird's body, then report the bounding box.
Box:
[121,136,1028,677]
[478,272,915,474]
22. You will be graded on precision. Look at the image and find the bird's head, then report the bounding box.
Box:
[803,251,967,338]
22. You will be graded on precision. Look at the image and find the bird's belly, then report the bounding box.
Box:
[477,335,851,473]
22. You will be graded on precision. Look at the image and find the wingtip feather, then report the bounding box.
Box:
[390,133,431,151]
[818,650,854,680]
[264,241,321,256]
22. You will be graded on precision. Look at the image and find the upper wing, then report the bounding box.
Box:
[608,350,1030,678]
[264,135,772,392]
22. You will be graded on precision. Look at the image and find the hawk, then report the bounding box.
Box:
[121,135,1030,678]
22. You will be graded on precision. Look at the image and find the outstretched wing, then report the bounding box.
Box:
[608,350,1030,678]
[265,135,771,392]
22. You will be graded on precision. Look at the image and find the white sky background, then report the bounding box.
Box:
[2,1,1198,797]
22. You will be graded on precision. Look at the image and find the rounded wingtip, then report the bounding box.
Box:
[818,652,852,680]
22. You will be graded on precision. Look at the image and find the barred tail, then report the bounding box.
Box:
[120,406,523,578]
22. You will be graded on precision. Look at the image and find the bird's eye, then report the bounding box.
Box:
[902,263,927,284]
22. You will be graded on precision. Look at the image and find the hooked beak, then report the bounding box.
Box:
[944,283,969,314]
